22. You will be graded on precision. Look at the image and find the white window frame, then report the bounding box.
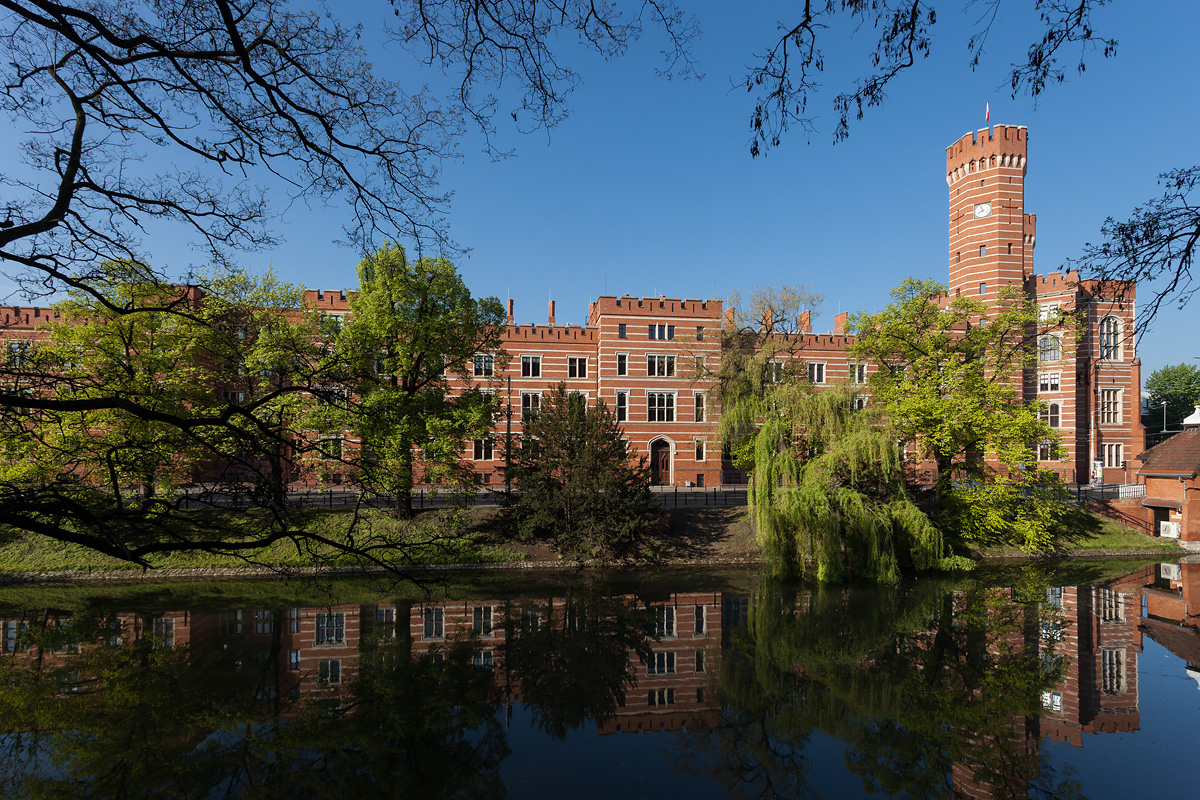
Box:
[1038,304,1059,323]
[472,439,493,460]
[693,392,706,422]
[473,354,494,377]
[319,435,343,461]
[1099,316,1122,361]
[1039,372,1060,392]
[1104,442,1123,469]
[694,438,705,462]
[520,354,541,378]
[520,392,541,421]
[647,354,675,377]
[849,362,866,385]
[647,391,676,422]
[1038,336,1061,362]
[614,390,628,422]
[568,356,588,379]
[616,352,628,376]
[1039,402,1060,428]
[807,362,826,384]
[1100,388,1121,425]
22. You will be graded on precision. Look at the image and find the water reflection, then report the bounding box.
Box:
[1,561,1198,798]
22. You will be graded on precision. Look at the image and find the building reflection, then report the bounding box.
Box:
[3,560,1200,798]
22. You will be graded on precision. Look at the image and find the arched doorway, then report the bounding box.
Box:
[650,439,671,486]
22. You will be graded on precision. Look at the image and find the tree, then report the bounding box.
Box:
[849,278,1070,549]
[1145,362,1200,432]
[320,243,506,515]
[504,383,658,558]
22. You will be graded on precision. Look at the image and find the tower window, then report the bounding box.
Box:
[979,245,986,257]
[979,282,986,296]
[980,179,985,186]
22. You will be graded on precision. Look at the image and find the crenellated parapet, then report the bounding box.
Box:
[2,305,58,330]
[946,125,1028,185]
[501,322,598,342]
[588,295,719,326]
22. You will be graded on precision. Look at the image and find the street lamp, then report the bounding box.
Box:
[1162,400,1168,434]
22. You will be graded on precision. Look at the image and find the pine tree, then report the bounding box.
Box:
[505,384,658,557]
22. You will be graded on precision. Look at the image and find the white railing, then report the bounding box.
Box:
[1118,483,1146,499]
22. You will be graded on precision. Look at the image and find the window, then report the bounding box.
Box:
[694,393,705,422]
[807,362,825,384]
[1039,373,1060,392]
[696,326,704,341]
[647,354,675,376]
[694,606,705,635]
[851,394,867,411]
[618,323,627,339]
[521,355,541,377]
[849,363,866,385]
[254,610,274,635]
[473,650,494,668]
[473,606,494,635]
[1039,403,1060,428]
[315,612,344,645]
[769,361,785,383]
[694,439,705,462]
[568,357,587,378]
[1100,588,1126,623]
[648,324,675,340]
[153,617,175,647]
[979,245,987,257]
[289,649,301,670]
[6,339,32,367]
[1100,389,1120,425]
[648,651,676,674]
[979,282,987,295]
[423,607,443,638]
[318,659,341,684]
[648,688,675,706]
[616,353,627,376]
[1038,441,1055,461]
[288,608,301,634]
[695,651,705,673]
[1042,691,1063,712]
[1038,336,1060,362]
[654,606,675,637]
[473,354,493,377]
[1099,316,1121,360]
[1101,649,1125,694]
[1045,587,1063,608]
[647,393,675,422]
[1038,304,1059,323]
[1104,442,1123,469]
[319,436,343,461]
[472,439,493,460]
[521,393,540,420]
[615,391,627,422]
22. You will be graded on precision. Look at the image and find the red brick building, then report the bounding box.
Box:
[1,124,1146,489]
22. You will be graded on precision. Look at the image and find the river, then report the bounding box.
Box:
[1,559,1197,798]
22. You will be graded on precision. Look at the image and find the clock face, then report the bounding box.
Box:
[973,202,992,219]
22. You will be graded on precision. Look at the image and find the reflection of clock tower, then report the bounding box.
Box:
[945,125,1035,301]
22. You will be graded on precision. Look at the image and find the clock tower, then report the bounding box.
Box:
[945,125,1035,301]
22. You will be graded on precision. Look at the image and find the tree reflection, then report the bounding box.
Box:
[686,579,1080,800]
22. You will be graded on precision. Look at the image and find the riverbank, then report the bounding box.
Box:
[0,505,1185,585]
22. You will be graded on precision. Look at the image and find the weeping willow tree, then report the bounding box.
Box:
[722,375,950,583]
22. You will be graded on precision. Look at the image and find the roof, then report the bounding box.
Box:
[1143,498,1184,510]
[1137,428,1200,479]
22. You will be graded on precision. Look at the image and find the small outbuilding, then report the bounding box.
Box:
[1138,405,1200,547]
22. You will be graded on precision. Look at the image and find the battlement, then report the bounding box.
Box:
[588,295,721,326]
[946,124,1028,185]
[501,322,597,342]
[1031,269,1081,292]
[2,305,58,329]
[304,288,353,310]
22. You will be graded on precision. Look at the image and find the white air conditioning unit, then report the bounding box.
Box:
[1160,521,1182,539]
[1161,563,1182,580]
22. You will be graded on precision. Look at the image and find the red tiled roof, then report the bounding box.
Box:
[1137,428,1200,478]
[1143,498,1184,509]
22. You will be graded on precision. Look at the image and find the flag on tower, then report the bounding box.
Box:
[986,102,990,123]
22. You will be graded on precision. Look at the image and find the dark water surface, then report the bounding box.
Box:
[1,560,1198,799]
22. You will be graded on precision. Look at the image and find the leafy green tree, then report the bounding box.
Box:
[849,278,1071,550]
[320,243,506,515]
[504,383,658,558]
[1145,363,1200,431]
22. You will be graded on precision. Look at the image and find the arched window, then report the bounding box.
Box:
[1039,336,1061,362]
[1040,403,1060,428]
[1099,316,1121,360]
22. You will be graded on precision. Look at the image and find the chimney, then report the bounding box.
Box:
[506,298,514,324]
[798,310,812,333]
[723,308,735,330]
[761,308,774,334]
[548,300,556,324]
[833,312,848,335]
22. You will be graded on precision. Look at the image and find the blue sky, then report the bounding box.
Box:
[2,1,1196,379]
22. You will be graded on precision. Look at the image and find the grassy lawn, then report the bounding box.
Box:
[1054,506,1184,553]
[0,508,522,574]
